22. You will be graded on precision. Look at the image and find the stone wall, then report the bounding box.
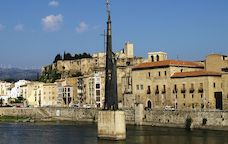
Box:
[143,110,228,130]
[0,108,43,119]
[1,108,228,130]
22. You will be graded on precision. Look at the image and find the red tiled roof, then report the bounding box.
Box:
[133,60,204,70]
[171,70,221,78]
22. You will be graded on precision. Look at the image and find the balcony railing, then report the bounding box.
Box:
[162,90,166,94]
[181,88,186,93]
[198,88,204,93]
[173,89,178,93]
[155,90,159,94]
[147,90,151,94]
[189,88,195,93]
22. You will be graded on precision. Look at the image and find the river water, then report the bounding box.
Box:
[0,122,227,144]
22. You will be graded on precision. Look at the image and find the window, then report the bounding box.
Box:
[96,90,100,96]
[148,72,151,78]
[147,86,151,94]
[183,94,185,99]
[96,84,100,89]
[136,85,139,90]
[96,97,100,101]
[164,71,167,76]
[140,85,143,90]
[155,85,159,94]
[192,94,194,99]
[162,85,166,93]
[181,69,183,72]
[192,104,195,109]
[151,56,154,62]
[190,83,194,93]
[156,55,159,61]
[181,84,186,93]
[158,71,161,76]
[183,103,185,106]
[173,84,178,93]
[213,83,216,88]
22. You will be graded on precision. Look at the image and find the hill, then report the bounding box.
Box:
[0,68,40,82]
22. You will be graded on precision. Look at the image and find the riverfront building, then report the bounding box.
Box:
[131,52,228,110]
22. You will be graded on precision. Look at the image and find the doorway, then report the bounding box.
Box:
[215,92,223,110]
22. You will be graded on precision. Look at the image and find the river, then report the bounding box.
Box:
[0,122,227,144]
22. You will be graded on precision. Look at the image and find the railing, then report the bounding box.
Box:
[173,89,178,93]
[155,90,159,94]
[161,90,166,94]
[198,88,204,93]
[147,90,151,94]
[181,88,186,93]
[189,88,195,93]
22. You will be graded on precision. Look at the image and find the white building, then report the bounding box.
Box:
[10,80,30,98]
[88,72,104,108]
[0,81,12,96]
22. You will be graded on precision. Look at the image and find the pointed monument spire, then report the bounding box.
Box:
[104,0,118,110]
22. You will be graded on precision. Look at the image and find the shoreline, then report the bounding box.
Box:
[0,107,228,132]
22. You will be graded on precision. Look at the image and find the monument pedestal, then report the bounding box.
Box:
[98,110,126,140]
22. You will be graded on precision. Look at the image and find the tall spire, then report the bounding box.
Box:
[106,0,110,17]
[104,0,118,110]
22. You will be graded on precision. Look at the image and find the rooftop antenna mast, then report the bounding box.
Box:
[106,0,111,16]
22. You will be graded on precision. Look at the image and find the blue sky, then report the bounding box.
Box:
[0,0,227,69]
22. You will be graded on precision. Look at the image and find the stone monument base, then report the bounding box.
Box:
[97,110,126,140]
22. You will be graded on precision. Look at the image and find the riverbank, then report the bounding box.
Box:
[0,107,228,131]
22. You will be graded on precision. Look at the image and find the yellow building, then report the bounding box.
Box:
[132,60,205,110]
[205,54,228,72]
[20,82,43,107]
[34,83,58,107]
[171,70,223,110]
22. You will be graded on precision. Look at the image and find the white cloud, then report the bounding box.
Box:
[48,0,59,7]
[42,14,63,32]
[14,24,24,32]
[75,21,88,33]
[0,24,5,31]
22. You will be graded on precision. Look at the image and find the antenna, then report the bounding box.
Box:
[106,0,111,16]
[100,29,106,53]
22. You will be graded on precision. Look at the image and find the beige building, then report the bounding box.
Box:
[132,60,205,110]
[131,52,228,111]
[55,77,77,106]
[205,54,228,72]
[57,85,73,107]
[20,82,43,107]
[171,71,223,110]
[34,83,58,107]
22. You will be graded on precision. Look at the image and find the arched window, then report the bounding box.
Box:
[151,56,154,62]
[156,55,159,61]
[147,100,152,109]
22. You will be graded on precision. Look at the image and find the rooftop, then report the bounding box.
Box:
[133,60,204,70]
[171,70,221,78]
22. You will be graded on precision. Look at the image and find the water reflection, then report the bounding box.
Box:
[0,123,227,144]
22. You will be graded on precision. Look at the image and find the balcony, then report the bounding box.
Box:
[181,88,186,93]
[189,88,195,93]
[161,90,166,94]
[147,89,151,94]
[173,89,178,94]
[198,88,204,93]
[155,90,159,94]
